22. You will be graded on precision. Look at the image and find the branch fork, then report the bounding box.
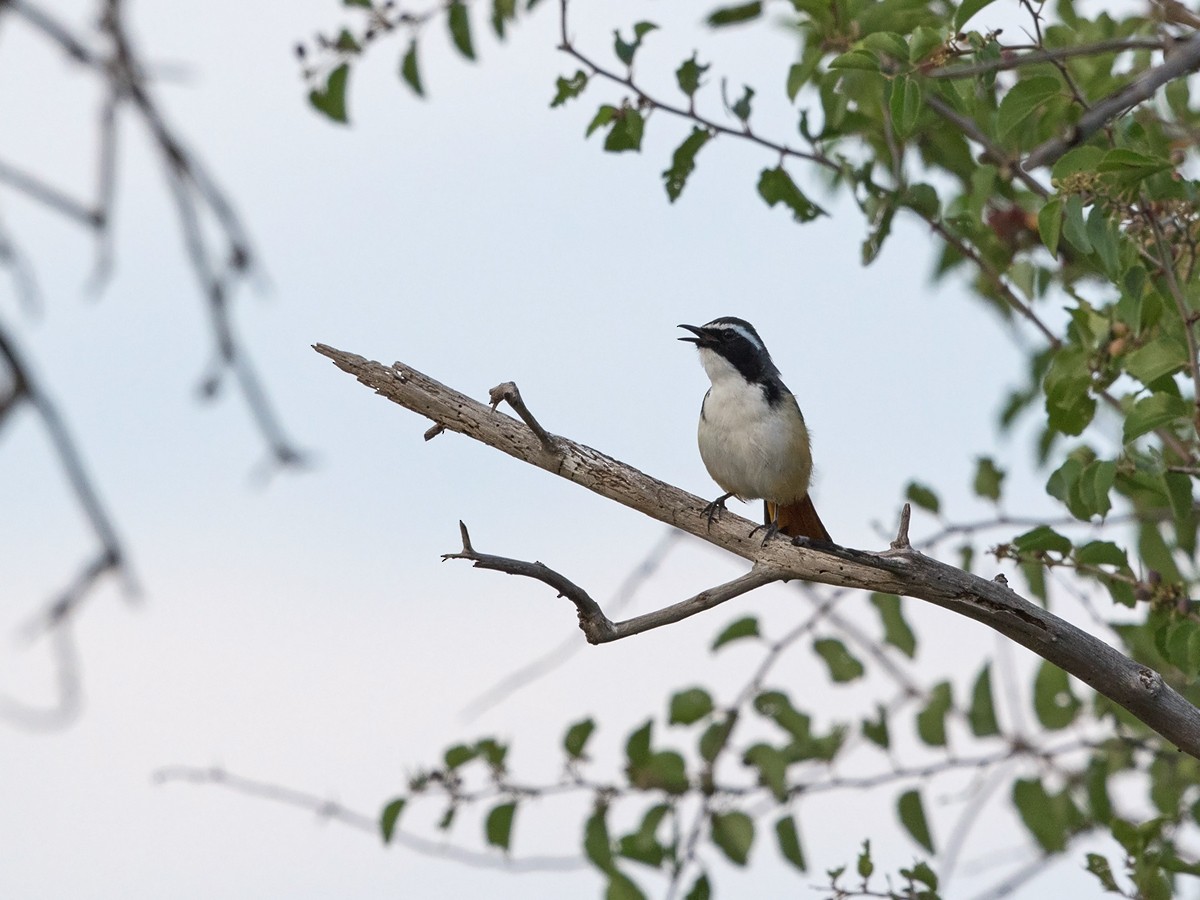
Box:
[315,344,1200,760]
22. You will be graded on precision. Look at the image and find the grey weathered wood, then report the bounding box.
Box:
[314,343,1200,760]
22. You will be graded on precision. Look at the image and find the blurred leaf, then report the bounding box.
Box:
[485,801,517,851]
[997,76,1060,137]
[711,811,754,865]
[889,76,922,138]
[813,638,866,682]
[614,22,658,66]
[1043,345,1096,435]
[973,456,1005,501]
[662,127,711,202]
[1125,337,1187,387]
[617,804,669,867]
[604,109,645,153]
[1013,525,1073,555]
[585,804,615,872]
[670,687,714,725]
[380,798,406,844]
[916,681,952,746]
[309,63,350,123]
[1033,661,1081,729]
[712,615,760,650]
[683,874,711,900]
[1013,778,1069,852]
[905,481,940,513]
[862,705,890,748]
[564,717,596,759]
[775,815,806,871]
[968,664,1000,736]
[1085,854,1121,893]
[707,2,762,26]
[743,743,788,801]
[444,743,476,769]
[551,70,588,108]
[955,0,999,29]
[606,870,647,900]
[729,84,754,122]
[829,50,880,70]
[757,167,825,222]
[587,105,617,136]
[898,789,935,853]
[1038,197,1063,254]
[448,1,475,59]
[400,41,424,97]
[870,593,916,657]
[490,0,517,38]
[1124,393,1192,444]
[1076,540,1129,568]
[626,721,653,768]
[676,54,709,97]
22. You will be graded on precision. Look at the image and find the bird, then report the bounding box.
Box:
[678,316,831,544]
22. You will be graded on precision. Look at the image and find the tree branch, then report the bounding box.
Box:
[313,344,1200,760]
[1023,31,1200,170]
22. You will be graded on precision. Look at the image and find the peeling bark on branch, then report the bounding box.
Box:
[314,344,1200,760]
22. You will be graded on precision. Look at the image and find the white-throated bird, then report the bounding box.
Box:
[678,317,831,544]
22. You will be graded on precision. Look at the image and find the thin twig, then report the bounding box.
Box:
[925,37,1168,80]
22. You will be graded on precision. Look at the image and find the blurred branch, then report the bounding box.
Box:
[315,343,1200,759]
[154,765,586,873]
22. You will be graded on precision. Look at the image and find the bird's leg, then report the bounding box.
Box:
[701,492,735,531]
[748,505,782,547]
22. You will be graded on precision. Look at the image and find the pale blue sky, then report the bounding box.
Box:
[0,2,1121,897]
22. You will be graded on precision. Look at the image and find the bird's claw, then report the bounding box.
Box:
[748,521,781,547]
[701,493,734,532]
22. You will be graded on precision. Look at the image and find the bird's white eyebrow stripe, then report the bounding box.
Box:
[705,320,764,353]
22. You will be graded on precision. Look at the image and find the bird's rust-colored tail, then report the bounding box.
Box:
[766,496,832,543]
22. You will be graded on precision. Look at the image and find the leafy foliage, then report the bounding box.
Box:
[302,0,1200,896]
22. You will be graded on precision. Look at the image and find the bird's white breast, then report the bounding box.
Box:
[695,348,812,503]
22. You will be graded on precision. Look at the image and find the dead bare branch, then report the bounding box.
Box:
[314,343,1200,760]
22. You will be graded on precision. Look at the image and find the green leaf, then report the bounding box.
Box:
[712,615,760,650]
[813,638,865,683]
[604,109,645,153]
[1052,146,1105,183]
[870,594,916,658]
[1075,540,1129,568]
[308,63,350,124]
[637,751,689,794]
[1038,197,1062,254]
[955,0,999,30]
[1076,459,1116,518]
[490,0,517,38]
[626,720,653,768]
[1086,854,1121,893]
[1013,778,1068,852]
[707,1,762,26]
[743,743,788,801]
[1125,337,1187,387]
[711,811,754,866]
[757,167,825,222]
[662,127,711,202]
[862,32,908,62]
[564,717,596,759]
[586,105,617,137]
[1043,345,1096,436]
[606,871,647,900]
[905,481,940,513]
[829,50,879,71]
[551,70,588,108]
[400,41,424,97]
[889,76,922,138]
[862,705,890,748]
[1013,525,1072,555]
[997,76,1061,138]
[444,743,477,769]
[485,801,517,851]
[968,664,1000,736]
[380,797,406,844]
[669,687,714,725]
[585,804,615,872]
[1123,392,1192,444]
[614,22,658,67]
[1033,660,1081,729]
[683,874,711,900]
[699,715,735,762]
[1061,195,1092,255]
[617,804,669,866]
[775,815,806,871]
[973,456,1005,502]
[344,0,371,6]
[676,53,709,97]
[729,85,754,122]
[857,839,874,879]
[916,681,952,746]
[898,789,935,853]
[448,1,475,60]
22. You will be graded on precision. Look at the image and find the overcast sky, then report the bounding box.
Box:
[0,2,1124,897]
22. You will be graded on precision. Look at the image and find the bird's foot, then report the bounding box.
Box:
[748,521,781,547]
[701,493,734,531]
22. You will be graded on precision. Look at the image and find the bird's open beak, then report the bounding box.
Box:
[677,323,708,345]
